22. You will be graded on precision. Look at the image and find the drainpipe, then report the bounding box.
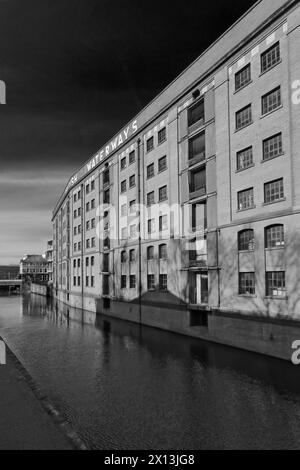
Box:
[81,183,84,316]
[137,138,142,324]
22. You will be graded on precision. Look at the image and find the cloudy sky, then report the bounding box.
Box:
[0,0,256,264]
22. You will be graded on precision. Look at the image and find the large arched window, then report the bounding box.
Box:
[147,246,154,260]
[129,249,136,263]
[159,244,168,260]
[265,225,284,249]
[238,229,255,252]
[121,250,127,263]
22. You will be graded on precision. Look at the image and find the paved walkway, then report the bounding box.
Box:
[0,341,74,450]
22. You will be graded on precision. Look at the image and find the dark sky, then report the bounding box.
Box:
[0,0,257,264]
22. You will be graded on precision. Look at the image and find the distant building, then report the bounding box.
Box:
[20,255,48,284]
[0,266,19,280]
[46,240,53,285]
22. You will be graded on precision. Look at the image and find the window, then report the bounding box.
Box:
[91,256,95,266]
[74,194,77,203]
[239,273,255,295]
[147,275,155,291]
[265,225,285,249]
[121,251,127,263]
[121,180,127,193]
[74,243,77,252]
[74,227,77,236]
[77,276,81,286]
[129,249,136,263]
[158,156,167,173]
[91,276,94,288]
[147,246,154,260]
[129,151,135,165]
[159,244,168,259]
[74,210,77,219]
[78,208,81,217]
[238,188,254,211]
[262,87,281,115]
[159,185,168,202]
[129,175,136,188]
[73,259,76,268]
[86,202,90,212]
[86,257,89,267]
[121,275,127,289]
[103,170,110,185]
[263,133,283,161]
[190,168,206,194]
[91,199,95,210]
[86,239,90,249]
[237,147,253,171]
[78,259,81,268]
[104,190,110,204]
[264,178,284,204]
[266,271,286,297]
[158,127,166,144]
[147,163,155,179]
[78,190,81,200]
[130,275,136,289]
[188,132,205,161]
[261,42,280,73]
[188,99,205,127]
[146,136,154,152]
[238,230,255,251]
[91,180,95,191]
[103,253,109,272]
[130,225,137,239]
[121,157,127,171]
[86,276,89,287]
[159,274,168,291]
[129,200,136,214]
[147,191,155,206]
[73,277,76,286]
[78,242,81,251]
[236,105,252,130]
[148,219,155,234]
[91,237,96,248]
[159,215,168,232]
[86,184,90,194]
[192,202,207,232]
[121,204,127,217]
[235,64,251,92]
[91,219,95,229]
[86,220,90,231]
[78,225,81,234]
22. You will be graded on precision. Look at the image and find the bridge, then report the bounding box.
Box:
[0,279,22,295]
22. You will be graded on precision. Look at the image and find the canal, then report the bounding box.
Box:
[1,294,300,450]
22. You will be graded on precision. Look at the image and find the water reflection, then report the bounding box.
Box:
[1,293,300,449]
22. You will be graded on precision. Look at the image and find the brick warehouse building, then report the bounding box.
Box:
[52,0,300,360]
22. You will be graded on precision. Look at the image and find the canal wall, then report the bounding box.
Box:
[53,290,300,362]
[31,283,50,297]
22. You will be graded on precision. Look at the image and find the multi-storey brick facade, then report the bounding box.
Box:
[52,0,300,360]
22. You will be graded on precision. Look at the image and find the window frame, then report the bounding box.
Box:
[235,64,251,92]
[239,272,256,296]
[261,42,281,74]
[264,178,284,205]
[265,225,285,249]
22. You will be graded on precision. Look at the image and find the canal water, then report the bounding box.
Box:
[1,294,300,450]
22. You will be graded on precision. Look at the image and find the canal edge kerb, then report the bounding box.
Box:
[0,336,88,451]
